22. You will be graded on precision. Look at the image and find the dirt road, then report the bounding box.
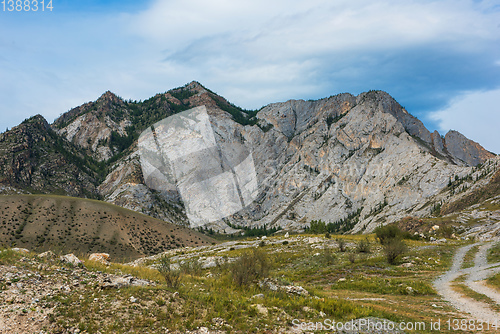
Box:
[434,241,500,323]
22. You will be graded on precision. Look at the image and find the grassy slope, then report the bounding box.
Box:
[61,236,467,332]
[4,234,499,333]
[0,194,215,261]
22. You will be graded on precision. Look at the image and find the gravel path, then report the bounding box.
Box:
[465,242,500,305]
[434,241,500,323]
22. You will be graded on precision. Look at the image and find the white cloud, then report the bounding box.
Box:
[429,88,500,154]
[132,0,500,54]
[125,0,500,108]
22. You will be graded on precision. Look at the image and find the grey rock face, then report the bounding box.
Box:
[431,130,447,158]
[96,89,496,233]
[444,130,495,166]
[4,85,488,234]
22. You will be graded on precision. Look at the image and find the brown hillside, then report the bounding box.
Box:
[0,195,215,261]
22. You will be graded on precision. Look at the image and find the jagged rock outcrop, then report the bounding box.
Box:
[444,130,495,166]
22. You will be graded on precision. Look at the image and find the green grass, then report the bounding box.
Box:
[486,272,500,291]
[462,244,480,269]
[0,234,475,333]
[487,242,500,264]
[83,259,165,282]
[0,248,24,265]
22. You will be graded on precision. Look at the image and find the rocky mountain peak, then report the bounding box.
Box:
[26,114,49,125]
[96,90,123,104]
[185,81,208,94]
[3,115,50,143]
[444,130,496,166]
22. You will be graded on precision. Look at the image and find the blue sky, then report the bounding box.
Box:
[1,0,499,153]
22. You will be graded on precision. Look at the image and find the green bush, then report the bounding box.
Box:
[356,238,371,253]
[374,224,402,245]
[348,252,356,264]
[336,238,347,252]
[317,247,336,266]
[384,238,407,265]
[231,248,269,286]
[179,258,202,276]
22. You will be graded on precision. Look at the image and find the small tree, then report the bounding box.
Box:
[179,258,202,276]
[374,224,402,245]
[157,255,181,289]
[318,246,336,265]
[348,252,356,264]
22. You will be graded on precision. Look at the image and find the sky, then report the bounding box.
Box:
[1,0,499,153]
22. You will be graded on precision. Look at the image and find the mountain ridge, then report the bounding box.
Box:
[1,82,498,235]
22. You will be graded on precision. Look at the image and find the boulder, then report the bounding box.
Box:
[38,251,56,259]
[102,275,152,289]
[11,248,29,254]
[259,278,309,296]
[89,253,110,265]
[60,254,83,266]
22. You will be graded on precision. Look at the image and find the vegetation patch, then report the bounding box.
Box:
[487,242,500,264]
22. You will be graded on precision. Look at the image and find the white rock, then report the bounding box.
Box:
[11,248,29,254]
[38,251,56,259]
[89,253,110,265]
[60,254,83,266]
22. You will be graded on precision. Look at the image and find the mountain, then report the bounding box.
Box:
[0,82,497,235]
[0,115,101,197]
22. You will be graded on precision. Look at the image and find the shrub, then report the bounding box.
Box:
[231,248,269,286]
[336,238,347,252]
[348,252,356,264]
[436,225,454,238]
[374,224,402,245]
[179,258,202,276]
[356,238,371,253]
[157,255,181,289]
[384,238,407,265]
[318,247,336,266]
